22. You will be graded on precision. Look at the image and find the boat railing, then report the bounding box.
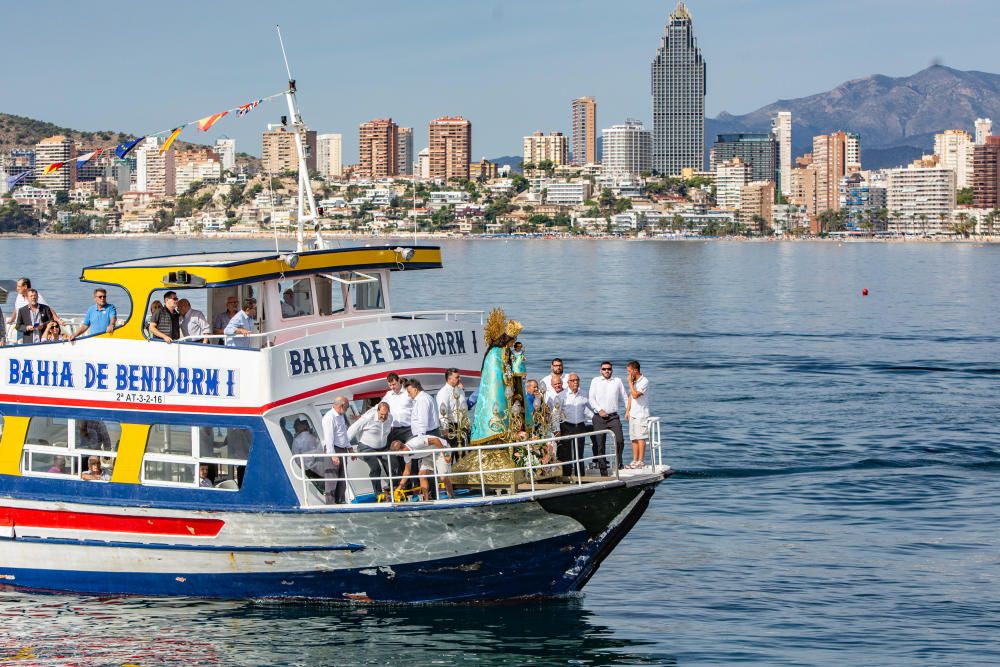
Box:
[174,309,485,347]
[288,420,666,508]
[4,313,131,342]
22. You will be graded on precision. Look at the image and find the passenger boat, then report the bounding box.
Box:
[0,60,670,603]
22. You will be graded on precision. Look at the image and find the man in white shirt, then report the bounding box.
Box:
[347,402,395,497]
[390,434,454,501]
[561,373,594,477]
[178,299,210,344]
[381,373,414,446]
[321,395,351,504]
[588,360,628,475]
[625,360,651,469]
[436,368,469,449]
[406,378,442,438]
[540,358,566,396]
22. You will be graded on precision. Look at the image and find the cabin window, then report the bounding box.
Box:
[277,279,314,320]
[314,276,346,316]
[141,424,252,491]
[21,416,121,480]
[350,275,384,311]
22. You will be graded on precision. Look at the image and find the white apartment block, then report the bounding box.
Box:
[522,132,569,166]
[417,148,430,180]
[886,166,956,235]
[542,180,592,205]
[975,118,993,145]
[175,159,222,194]
[34,136,76,192]
[135,137,176,196]
[317,133,343,179]
[601,120,651,177]
[715,157,752,210]
[214,137,236,172]
[933,129,974,189]
[846,133,861,172]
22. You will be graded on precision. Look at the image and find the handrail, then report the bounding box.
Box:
[175,309,485,346]
[288,429,621,508]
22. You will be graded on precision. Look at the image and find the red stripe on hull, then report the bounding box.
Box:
[0,507,224,537]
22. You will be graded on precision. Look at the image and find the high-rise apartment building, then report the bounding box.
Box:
[523,132,569,166]
[601,120,651,177]
[812,131,853,214]
[739,181,775,232]
[772,112,792,197]
[428,116,471,182]
[417,148,430,180]
[34,136,76,191]
[840,173,887,231]
[934,129,974,189]
[715,157,752,210]
[571,96,597,165]
[651,2,706,176]
[316,133,343,179]
[214,137,236,173]
[886,167,956,234]
[711,133,777,185]
[135,137,176,196]
[397,127,413,176]
[358,119,398,179]
[262,126,317,174]
[975,118,993,145]
[972,136,1000,208]
[845,133,861,173]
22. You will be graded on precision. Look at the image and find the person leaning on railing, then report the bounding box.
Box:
[223,298,258,348]
[347,401,396,498]
[389,434,454,501]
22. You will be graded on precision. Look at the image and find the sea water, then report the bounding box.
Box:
[1,237,998,665]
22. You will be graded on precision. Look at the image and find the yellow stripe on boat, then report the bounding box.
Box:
[0,417,30,476]
[110,423,152,484]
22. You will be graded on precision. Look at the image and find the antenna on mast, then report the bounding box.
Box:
[275,25,326,252]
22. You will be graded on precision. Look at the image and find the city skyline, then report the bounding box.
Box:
[1,0,999,164]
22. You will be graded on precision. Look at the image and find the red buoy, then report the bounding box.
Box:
[862,288,869,296]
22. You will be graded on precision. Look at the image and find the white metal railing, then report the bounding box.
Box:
[287,428,651,508]
[4,313,131,344]
[175,309,484,347]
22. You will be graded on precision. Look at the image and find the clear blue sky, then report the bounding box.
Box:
[2,0,995,163]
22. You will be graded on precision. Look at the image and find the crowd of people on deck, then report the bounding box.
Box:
[297,351,652,504]
[1,275,260,347]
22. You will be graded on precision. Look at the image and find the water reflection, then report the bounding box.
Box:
[0,592,674,666]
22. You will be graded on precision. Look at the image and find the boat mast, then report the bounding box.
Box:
[277,25,324,252]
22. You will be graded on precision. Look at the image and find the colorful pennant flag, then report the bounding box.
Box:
[196,111,228,132]
[160,127,183,154]
[76,149,103,168]
[115,137,144,159]
[43,162,65,175]
[5,170,31,190]
[237,100,261,117]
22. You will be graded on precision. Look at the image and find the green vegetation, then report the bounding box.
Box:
[957,187,973,206]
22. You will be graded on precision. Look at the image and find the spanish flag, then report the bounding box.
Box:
[196,111,228,132]
[160,127,183,154]
[43,162,65,175]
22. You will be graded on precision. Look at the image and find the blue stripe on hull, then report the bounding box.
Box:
[1,530,598,602]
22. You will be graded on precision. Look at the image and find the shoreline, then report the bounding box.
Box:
[1,232,999,244]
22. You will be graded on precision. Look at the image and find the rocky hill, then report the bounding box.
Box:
[707,65,1000,169]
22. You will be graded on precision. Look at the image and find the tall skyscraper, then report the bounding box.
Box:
[812,131,851,213]
[972,137,1000,208]
[845,133,861,173]
[601,120,651,177]
[772,112,792,196]
[975,118,993,145]
[317,133,343,179]
[34,136,76,192]
[397,127,414,176]
[571,96,597,165]
[523,132,569,166]
[359,119,398,179]
[428,116,471,182]
[651,2,706,176]
[711,133,777,184]
[214,137,236,172]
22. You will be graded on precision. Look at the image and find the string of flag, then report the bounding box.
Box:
[5,90,285,191]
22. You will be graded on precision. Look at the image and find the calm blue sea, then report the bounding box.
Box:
[1,237,999,665]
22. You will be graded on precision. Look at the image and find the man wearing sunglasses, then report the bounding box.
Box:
[588,361,627,475]
[69,288,117,341]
